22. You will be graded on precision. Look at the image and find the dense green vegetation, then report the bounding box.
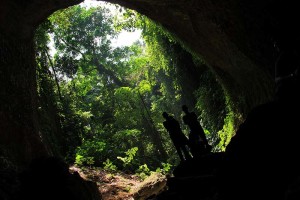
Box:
[34,3,239,177]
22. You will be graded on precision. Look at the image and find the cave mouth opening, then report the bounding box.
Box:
[35,0,233,173]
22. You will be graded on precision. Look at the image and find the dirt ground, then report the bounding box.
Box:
[69,166,166,200]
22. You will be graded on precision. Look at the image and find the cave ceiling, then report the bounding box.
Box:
[1,0,298,112]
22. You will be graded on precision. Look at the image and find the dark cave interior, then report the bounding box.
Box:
[1,0,300,199]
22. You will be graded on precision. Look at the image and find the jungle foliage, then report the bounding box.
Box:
[34,3,236,176]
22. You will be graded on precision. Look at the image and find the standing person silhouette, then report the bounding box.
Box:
[162,112,192,162]
[182,105,211,157]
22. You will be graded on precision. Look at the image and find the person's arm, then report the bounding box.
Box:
[182,116,185,123]
[191,112,198,120]
[163,121,168,130]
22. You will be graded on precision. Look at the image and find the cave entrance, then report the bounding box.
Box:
[36,0,231,172]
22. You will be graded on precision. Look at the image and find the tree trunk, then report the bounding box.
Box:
[138,92,168,161]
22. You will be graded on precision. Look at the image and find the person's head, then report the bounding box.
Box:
[162,112,169,119]
[182,105,189,113]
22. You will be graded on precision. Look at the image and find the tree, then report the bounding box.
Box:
[48,5,169,167]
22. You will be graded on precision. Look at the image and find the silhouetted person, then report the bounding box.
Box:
[162,112,192,162]
[182,105,211,157]
[218,47,300,200]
